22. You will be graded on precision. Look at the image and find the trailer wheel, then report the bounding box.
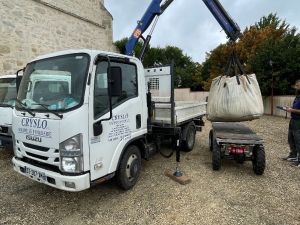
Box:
[209,129,213,152]
[252,145,265,175]
[116,145,141,190]
[212,138,221,171]
[181,123,196,152]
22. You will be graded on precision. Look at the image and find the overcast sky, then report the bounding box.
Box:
[104,0,300,63]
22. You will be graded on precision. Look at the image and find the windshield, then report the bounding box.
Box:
[17,54,90,112]
[0,77,17,107]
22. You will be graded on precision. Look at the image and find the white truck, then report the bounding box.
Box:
[0,74,20,148]
[12,49,206,191]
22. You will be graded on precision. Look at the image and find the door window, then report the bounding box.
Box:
[94,60,138,118]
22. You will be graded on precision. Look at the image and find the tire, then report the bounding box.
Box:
[252,145,266,175]
[209,129,213,152]
[181,123,196,152]
[212,138,221,171]
[116,145,141,190]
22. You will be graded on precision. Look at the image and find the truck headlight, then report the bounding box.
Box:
[59,134,83,173]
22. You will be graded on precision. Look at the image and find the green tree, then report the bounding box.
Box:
[114,39,204,89]
[249,26,300,95]
[200,13,300,95]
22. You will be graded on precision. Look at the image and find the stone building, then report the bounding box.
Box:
[0,0,115,74]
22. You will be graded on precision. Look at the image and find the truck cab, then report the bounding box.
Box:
[0,75,19,148]
[12,49,148,191]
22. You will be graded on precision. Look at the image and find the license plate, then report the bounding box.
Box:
[24,167,47,182]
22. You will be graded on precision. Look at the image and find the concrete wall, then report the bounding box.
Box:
[264,96,294,118]
[0,0,115,75]
[175,88,209,102]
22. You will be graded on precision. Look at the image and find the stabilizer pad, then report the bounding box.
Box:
[164,169,191,185]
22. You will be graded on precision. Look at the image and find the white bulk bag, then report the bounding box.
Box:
[207,74,264,122]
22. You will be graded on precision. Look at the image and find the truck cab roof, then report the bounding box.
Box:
[30,49,138,63]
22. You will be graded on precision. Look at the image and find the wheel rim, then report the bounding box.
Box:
[187,127,195,148]
[125,154,138,182]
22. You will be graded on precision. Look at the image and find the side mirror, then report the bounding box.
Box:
[109,66,122,97]
[16,76,22,92]
[16,67,24,92]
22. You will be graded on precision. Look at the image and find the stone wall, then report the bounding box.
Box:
[0,0,115,74]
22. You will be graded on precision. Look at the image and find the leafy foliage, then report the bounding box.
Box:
[201,13,300,95]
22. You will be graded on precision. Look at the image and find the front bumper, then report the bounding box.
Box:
[12,157,90,192]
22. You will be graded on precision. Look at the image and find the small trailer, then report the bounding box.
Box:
[209,122,266,175]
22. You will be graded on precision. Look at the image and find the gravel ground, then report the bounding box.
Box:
[0,116,299,225]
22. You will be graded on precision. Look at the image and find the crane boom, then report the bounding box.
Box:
[202,0,241,41]
[124,0,174,58]
[124,0,241,59]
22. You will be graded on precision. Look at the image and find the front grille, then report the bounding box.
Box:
[26,152,49,161]
[23,142,50,152]
[19,141,60,167]
[21,157,61,174]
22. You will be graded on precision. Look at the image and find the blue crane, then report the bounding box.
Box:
[124,0,242,61]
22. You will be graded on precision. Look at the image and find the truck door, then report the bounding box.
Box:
[89,57,144,181]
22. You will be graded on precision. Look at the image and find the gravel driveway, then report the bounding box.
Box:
[0,116,299,225]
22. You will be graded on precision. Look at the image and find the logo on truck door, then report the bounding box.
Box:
[108,113,131,142]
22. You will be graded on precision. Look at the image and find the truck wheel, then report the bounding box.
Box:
[252,145,266,175]
[116,145,141,190]
[181,123,196,152]
[212,138,221,171]
[209,129,213,152]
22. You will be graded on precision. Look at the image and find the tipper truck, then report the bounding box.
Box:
[12,50,206,191]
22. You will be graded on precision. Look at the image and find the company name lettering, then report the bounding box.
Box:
[21,118,48,129]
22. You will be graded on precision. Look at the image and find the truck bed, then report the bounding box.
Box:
[212,122,263,145]
[152,101,207,125]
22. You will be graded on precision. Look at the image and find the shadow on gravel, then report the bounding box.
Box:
[0,147,14,160]
[203,158,258,176]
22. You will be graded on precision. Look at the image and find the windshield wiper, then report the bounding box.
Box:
[32,103,63,119]
[15,99,35,117]
[0,103,13,108]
